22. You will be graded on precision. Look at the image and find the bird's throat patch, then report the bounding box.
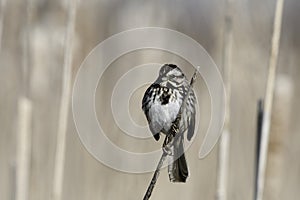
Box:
[160,92,171,105]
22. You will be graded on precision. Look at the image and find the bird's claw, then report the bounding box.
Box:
[162,144,173,155]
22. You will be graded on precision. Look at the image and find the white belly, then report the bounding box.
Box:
[148,100,181,134]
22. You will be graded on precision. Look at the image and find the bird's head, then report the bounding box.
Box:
[158,64,186,86]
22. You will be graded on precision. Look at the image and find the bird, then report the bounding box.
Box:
[142,64,196,183]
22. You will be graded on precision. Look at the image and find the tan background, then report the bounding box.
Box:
[0,0,299,200]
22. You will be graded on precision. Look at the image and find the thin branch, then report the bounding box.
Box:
[143,151,167,200]
[143,66,200,200]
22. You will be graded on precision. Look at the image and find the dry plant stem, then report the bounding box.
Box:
[143,67,200,200]
[256,0,284,199]
[0,0,7,52]
[216,0,233,199]
[16,1,33,199]
[16,98,32,200]
[143,151,167,200]
[52,1,77,200]
[255,100,264,200]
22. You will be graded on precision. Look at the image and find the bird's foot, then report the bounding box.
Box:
[163,135,174,155]
[162,144,173,155]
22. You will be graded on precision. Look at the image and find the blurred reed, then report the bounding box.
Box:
[256,0,285,199]
[16,0,33,199]
[0,0,7,52]
[215,0,234,200]
[52,0,77,200]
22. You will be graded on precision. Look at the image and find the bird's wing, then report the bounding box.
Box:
[187,90,196,141]
[142,84,160,141]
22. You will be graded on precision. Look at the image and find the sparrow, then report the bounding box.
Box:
[142,64,196,182]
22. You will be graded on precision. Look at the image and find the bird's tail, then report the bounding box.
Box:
[168,136,188,182]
